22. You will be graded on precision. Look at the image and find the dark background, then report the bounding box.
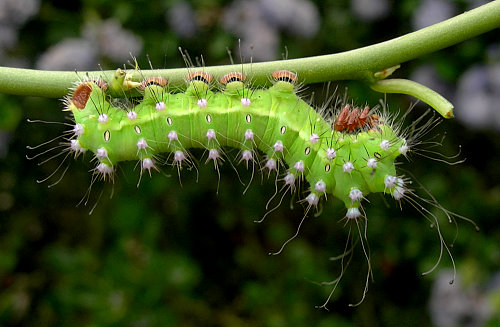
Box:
[0,0,499,326]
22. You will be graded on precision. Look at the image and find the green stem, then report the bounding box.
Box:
[370,79,454,118]
[0,1,499,99]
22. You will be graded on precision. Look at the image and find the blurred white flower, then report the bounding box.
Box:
[455,64,500,130]
[37,18,143,70]
[167,2,197,39]
[0,0,40,61]
[258,0,319,37]
[412,0,456,30]
[83,19,143,63]
[223,0,279,61]
[223,0,319,61]
[351,0,391,22]
[429,269,496,327]
[36,38,98,71]
[0,0,39,26]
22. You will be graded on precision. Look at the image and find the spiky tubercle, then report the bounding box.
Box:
[66,73,407,215]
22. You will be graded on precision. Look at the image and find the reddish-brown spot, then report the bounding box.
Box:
[72,83,92,110]
[346,108,359,131]
[334,105,350,131]
[334,105,378,132]
[357,106,370,127]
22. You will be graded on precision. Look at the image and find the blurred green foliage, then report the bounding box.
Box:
[0,0,499,326]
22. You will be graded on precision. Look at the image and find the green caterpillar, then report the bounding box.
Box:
[28,66,478,309]
[67,70,407,220]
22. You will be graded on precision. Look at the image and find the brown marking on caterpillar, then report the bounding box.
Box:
[334,105,350,131]
[357,106,370,127]
[272,70,298,83]
[335,105,379,132]
[346,107,359,131]
[72,83,92,110]
[140,77,168,89]
[187,71,214,84]
[93,79,108,91]
[220,72,246,85]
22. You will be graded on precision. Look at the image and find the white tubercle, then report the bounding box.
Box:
[206,129,216,140]
[349,188,363,202]
[384,175,397,188]
[142,158,155,171]
[380,140,390,150]
[96,147,108,159]
[241,150,253,162]
[197,98,208,108]
[326,148,336,160]
[346,207,361,219]
[393,185,406,200]
[168,131,178,142]
[399,139,409,155]
[294,161,305,173]
[284,172,295,185]
[155,102,165,111]
[343,161,354,173]
[73,123,84,136]
[97,162,113,175]
[136,138,148,150]
[306,193,319,206]
[241,98,251,107]
[127,111,138,120]
[310,133,319,144]
[265,158,277,171]
[98,114,108,124]
[244,129,254,141]
[392,177,406,200]
[315,180,326,193]
[273,140,284,152]
[367,158,377,168]
[208,149,220,161]
[70,139,85,154]
[174,150,186,163]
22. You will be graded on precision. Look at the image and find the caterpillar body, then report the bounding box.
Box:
[28,66,479,309]
[66,70,407,219]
